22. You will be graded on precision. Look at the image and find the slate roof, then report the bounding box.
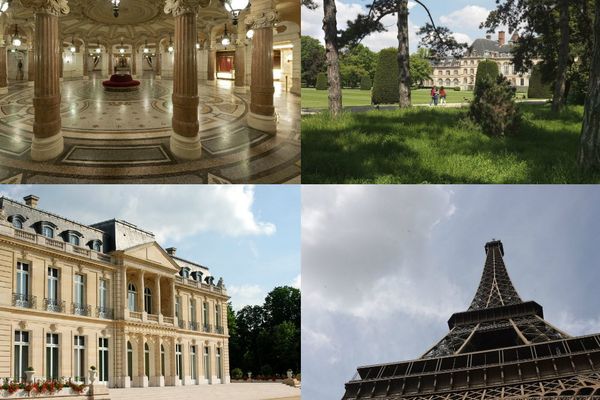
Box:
[90,219,155,253]
[470,38,513,56]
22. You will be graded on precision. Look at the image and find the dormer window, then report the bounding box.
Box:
[62,230,83,246]
[42,226,54,238]
[9,215,27,230]
[93,241,101,252]
[38,221,58,239]
[179,267,190,279]
[69,234,80,246]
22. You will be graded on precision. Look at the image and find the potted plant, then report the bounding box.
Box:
[24,366,35,383]
[88,366,97,385]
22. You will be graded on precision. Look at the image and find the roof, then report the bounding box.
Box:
[470,38,513,56]
[90,219,155,252]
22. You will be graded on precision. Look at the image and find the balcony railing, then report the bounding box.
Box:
[178,320,186,329]
[72,303,91,316]
[163,316,174,325]
[174,276,225,294]
[203,324,212,333]
[129,311,142,320]
[12,293,36,309]
[216,326,224,334]
[97,306,113,319]
[44,298,65,312]
[147,314,159,323]
[189,321,199,331]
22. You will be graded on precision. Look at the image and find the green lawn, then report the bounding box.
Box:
[301,88,475,109]
[302,104,599,183]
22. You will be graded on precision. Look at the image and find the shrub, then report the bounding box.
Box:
[527,65,552,99]
[372,48,399,105]
[315,72,328,90]
[475,60,499,91]
[360,75,372,91]
[231,368,243,380]
[454,86,461,91]
[260,364,273,377]
[470,75,520,137]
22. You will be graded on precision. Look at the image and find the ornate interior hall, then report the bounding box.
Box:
[0,0,300,183]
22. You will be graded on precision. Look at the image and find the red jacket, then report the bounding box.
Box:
[440,89,447,97]
[431,88,437,96]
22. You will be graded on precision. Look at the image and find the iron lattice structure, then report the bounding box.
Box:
[342,240,600,399]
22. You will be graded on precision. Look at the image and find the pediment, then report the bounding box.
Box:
[122,241,180,272]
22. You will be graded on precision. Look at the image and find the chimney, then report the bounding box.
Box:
[510,32,519,43]
[498,31,506,46]
[23,195,39,208]
[486,34,492,40]
[166,247,177,256]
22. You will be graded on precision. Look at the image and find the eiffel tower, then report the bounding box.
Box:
[342,240,600,399]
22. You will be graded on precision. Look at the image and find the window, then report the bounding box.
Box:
[69,234,80,246]
[215,304,221,329]
[160,344,165,377]
[128,283,136,311]
[74,336,85,382]
[520,78,525,86]
[175,296,181,318]
[144,343,150,377]
[99,279,108,311]
[46,333,59,380]
[16,262,29,297]
[203,301,209,327]
[14,331,29,381]
[42,226,54,238]
[93,241,102,252]
[175,344,183,380]
[99,338,109,383]
[446,70,450,76]
[127,341,133,379]
[13,218,22,229]
[190,346,197,381]
[144,287,152,314]
[504,64,509,75]
[190,299,196,323]
[74,274,85,310]
[203,346,210,380]
[47,267,59,311]
[463,68,467,74]
[216,348,222,379]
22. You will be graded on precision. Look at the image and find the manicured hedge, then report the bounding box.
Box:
[527,65,553,99]
[475,60,499,91]
[372,48,399,104]
[360,75,372,91]
[315,72,328,90]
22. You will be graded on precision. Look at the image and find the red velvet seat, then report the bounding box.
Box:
[102,74,141,91]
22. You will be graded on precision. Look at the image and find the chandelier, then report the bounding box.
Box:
[12,24,21,47]
[246,29,254,39]
[223,0,250,25]
[112,0,120,17]
[167,33,174,53]
[119,39,125,54]
[70,36,76,53]
[221,24,230,46]
[96,38,102,54]
[143,40,149,54]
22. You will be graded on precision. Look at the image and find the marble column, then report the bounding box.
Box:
[132,50,137,78]
[245,9,277,133]
[0,42,7,95]
[82,45,88,80]
[165,0,202,160]
[108,51,113,76]
[24,0,69,161]
[207,46,215,82]
[234,40,245,93]
[156,50,162,79]
[27,46,35,86]
[154,275,161,316]
[291,36,300,95]
[138,271,145,313]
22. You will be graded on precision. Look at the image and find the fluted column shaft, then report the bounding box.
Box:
[31,10,64,160]
[250,27,274,116]
[108,52,113,76]
[156,52,162,76]
[234,44,245,90]
[207,48,215,81]
[28,47,35,84]
[0,46,7,93]
[132,51,137,76]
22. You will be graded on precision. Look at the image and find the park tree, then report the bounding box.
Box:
[340,44,378,79]
[578,0,600,171]
[409,51,433,88]
[301,36,326,87]
[323,0,343,116]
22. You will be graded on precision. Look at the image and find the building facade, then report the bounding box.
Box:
[424,31,534,91]
[0,195,230,388]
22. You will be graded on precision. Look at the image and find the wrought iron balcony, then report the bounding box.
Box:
[203,324,212,333]
[178,320,186,329]
[72,303,91,316]
[44,298,65,312]
[189,321,199,331]
[216,325,224,334]
[12,293,36,309]
[96,306,113,319]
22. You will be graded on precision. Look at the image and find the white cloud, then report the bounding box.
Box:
[439,5,490,32]
[4,186,276,244]
[228,284,265,309]
[452,32,472,45]
[292,273,301,289]
[556,312,600,337]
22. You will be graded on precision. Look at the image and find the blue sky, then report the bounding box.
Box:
[0,185,300,310]
[302,0,508,52]
[302,185,600,400]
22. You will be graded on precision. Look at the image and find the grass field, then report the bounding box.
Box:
[302,104,599,184]
[301,88,475,109]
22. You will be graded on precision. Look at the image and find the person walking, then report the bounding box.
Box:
[430,86,438,106]
[439,86,447,106]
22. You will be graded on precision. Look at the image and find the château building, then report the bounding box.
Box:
[424,31,535,91]
[0,195,230,388]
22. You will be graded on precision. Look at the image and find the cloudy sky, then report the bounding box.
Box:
[303,0,507,52]
[302,185,600,400]
[0,185,300,310]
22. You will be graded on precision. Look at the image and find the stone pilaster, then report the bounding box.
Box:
[207,47,215,82]
[234,40,245,93]
[132,50,137,78]
[23,0,70,161]
[108,51,113,77]
[164,0,202,160]
[28,46,35,86]
[245,8,278,133]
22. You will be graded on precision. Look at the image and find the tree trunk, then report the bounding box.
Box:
[578,0,600,171]
[323,0,342,116]
[552,0,569,113]
[397,0,411,108]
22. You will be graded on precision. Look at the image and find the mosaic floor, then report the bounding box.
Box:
[0,74,300,183]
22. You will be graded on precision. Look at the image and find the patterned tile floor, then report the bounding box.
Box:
[0,74,300,183]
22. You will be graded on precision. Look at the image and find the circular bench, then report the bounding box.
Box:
[102,74,141,92]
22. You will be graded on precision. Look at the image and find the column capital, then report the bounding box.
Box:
[244,9,278,29]
[22,0,70,16]
[164,0,200,17]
